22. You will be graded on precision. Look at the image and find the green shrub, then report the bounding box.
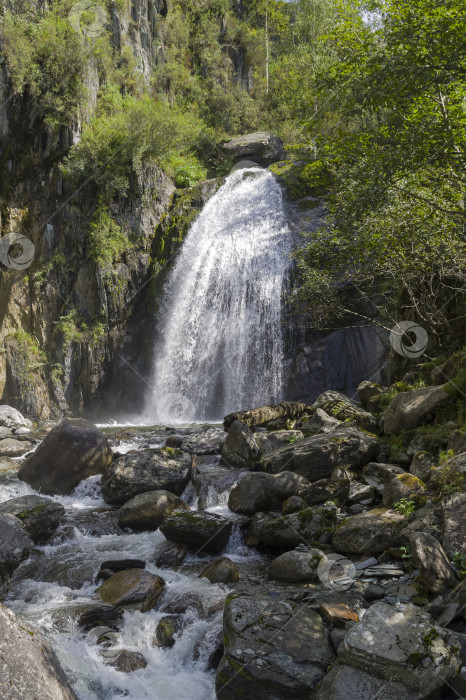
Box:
[393,498,416,515]
[87,205,130,267]
[163,154,207,188]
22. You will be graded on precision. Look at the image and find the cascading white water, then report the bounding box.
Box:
[145,167,292,423]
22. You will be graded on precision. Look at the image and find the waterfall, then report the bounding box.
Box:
[145,167,293,424]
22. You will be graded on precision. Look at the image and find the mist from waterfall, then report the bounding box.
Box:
[144,167,293,424]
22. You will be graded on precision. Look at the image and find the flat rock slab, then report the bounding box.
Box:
[338,601,460,695]
[96,568,165,612]
[0,604,77,699]
[216,592,334,699]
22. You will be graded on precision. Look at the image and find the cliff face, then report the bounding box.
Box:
[0,0,224,421]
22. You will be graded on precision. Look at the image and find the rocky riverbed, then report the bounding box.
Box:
[1,376,466,699]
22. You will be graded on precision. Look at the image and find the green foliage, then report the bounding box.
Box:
[163,154,207,188]
[452,552,466,579]
[88,204,129,266]
[393,499,416,516]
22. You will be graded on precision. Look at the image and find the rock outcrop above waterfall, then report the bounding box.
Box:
[101,447,192,505]
[18,419,112,495]
[0,604,78,699]
[222,132,285,165]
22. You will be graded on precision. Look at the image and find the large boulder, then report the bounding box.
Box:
[332,507,409,555]
[118,490,189,531]
[96,569,166,612]
[362,462,404,492]
[228,471,310,515]
[0,604,77,699]
[160,510,233,553]
[0,495,64,543]
[0,405,33,430]
[200,557,240,584]
[255,429,304,454]
[258,508,327,548]
[380,384,454,435]
[299,409,341,436]
[18,419,112,495]
[0,438,33,457]
[299,478,350,506]
[220,420,259,468]
[221,132,284,166]
[260,427,380,481]
[312,660,418,699]
[0,514,34,597]
[269,548,325,583]
[101,448,191,505]
[216,592,334,699]
[337,602,459,696]
[409,531,457,594]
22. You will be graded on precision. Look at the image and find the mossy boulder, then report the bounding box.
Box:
[383,473,427,508]
[380,384,454,435]
[0,495,64,543]
[228,471,310,516]
[159,510,232,553]
[200,557,239,584]
[96,569,166,612]
[258,508,327,548]
[153,615,182,648]
[268,548,325,583]
[332,507,409,555]
[118,490,189,531]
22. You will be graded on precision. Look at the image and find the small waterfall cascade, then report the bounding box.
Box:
[145,167,293,424]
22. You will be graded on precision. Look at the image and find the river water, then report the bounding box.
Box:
[1,429,259,700]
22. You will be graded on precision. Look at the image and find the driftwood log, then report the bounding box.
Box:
[223,401,310,431]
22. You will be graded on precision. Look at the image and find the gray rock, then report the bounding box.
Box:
[228,471,310,515]
[100,648,147,672]
[220,421,259,468]
[380,384,454,434]
[200,557,239,584]
[382,473,426,508]
[362,462,404,492]
[348,483,375,505]
[180,427,225,455]
[282,495,307,514]
[0,604,77,699]
[101,447,191,505]
[269,548,325,582]
[299,408,341,436]
[259,508,327,548]
[155,542,188,568]
[332,507,408,554]
[338,601,460,696]
[0,405,33,430]
[300,478,350,506]
[222,132,284,165]
[216,592,334,699]
[245,512,272,547]
[356,381,384,409]
[363,584,385,602]
[0,438,33,457]
[260,427,380,481]
[118,490,189,530]
[255,429,304,454]
[442,492,466,557]
[0,514,34,597]
[409,531,457,594]
[96,569,166,612]
[0,455,18,472]
[430,451,466,490]
[153,615,182,648]
[410,450,435,481]
[160,592,204,616]
[160,510,232,553]
[311,661,419,700]
[0,495,64,543]
[18,419,112,495]
[0,427,13,438]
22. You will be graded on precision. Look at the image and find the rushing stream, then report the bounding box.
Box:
[1,430,261,700]
[144,167,293,424]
